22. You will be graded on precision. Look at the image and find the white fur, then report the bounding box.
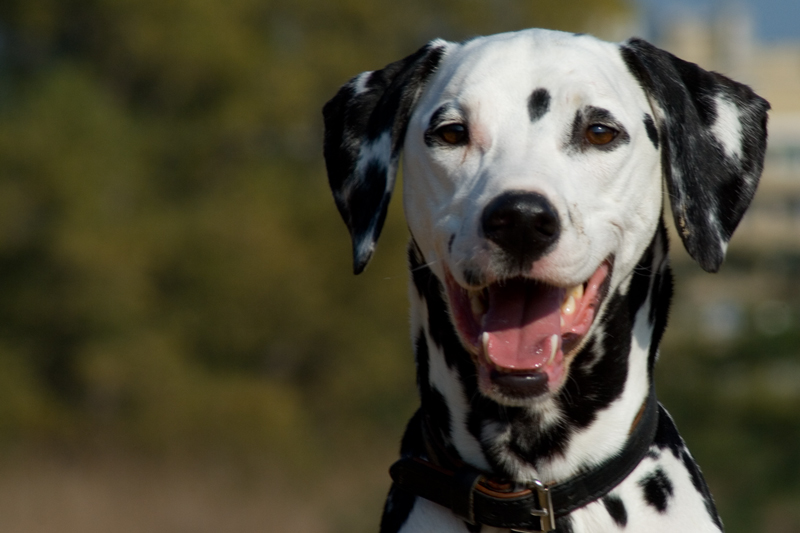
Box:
[711,96,744,161]
[403,30,663,294]
[351,71,374,95]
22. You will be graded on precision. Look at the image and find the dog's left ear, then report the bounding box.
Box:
[621,38,770,273]
[323,39,454,274]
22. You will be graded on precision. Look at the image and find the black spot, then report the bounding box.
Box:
[413,261,475,377]
[639,467,674,513]
[603,494,628,527]
[567,110,584,152]
[323,83,359,194]
[643,113,659,149]
[399,409,426,457]
[447,234,455,254]
[681,449,724,529]
[653,405,684,459]
[626,238,655,323]
[414,329,430,392]
[647,222,673,378]
[528,88,551,122]
[414,331,452,444]
[426,387,452,446]
[504,407,569,465]
[383,412,427,533]
[347,158,388,236]
[554,515,574,533]
[409,242,431,299]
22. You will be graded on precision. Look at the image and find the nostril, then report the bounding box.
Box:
[481,191,561,266]
[529,208,559,238]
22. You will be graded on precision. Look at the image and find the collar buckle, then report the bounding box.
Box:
[511,479,555,532]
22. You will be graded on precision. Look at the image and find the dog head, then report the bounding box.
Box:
[323,29,768,405]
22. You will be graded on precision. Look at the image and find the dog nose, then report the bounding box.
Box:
[481,191,560,266]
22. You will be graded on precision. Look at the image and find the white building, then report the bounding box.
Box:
[655,5,800,253]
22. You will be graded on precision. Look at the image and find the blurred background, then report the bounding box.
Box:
[0,0,797,531]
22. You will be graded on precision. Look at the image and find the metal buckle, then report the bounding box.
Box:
[510,480,555,533]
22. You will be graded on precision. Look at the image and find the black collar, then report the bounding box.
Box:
[389,387,659,532]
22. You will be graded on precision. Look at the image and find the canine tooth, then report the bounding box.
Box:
[470,291,487,317]
[561,295,576,315]
[481,332,490,356]
[548,334,558,365]
[561,284,584,315]
[570,284,584,300]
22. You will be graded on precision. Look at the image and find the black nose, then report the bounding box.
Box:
[481,191,561,268]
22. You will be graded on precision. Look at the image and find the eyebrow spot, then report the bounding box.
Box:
[644,113,659,149]
[528,88,551,123]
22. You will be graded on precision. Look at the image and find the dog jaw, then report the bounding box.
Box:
[443,260,611,404]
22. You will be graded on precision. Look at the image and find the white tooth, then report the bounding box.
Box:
[561,295,576,315]
[571,284,584,300]
[481,332,490,356]
[560,316,565,327]
[470,291,487,318]
[548,334,558,365]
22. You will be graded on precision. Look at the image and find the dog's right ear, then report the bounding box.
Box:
[323,40,454,274]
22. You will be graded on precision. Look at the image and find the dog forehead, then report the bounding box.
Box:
[424,30,637,109]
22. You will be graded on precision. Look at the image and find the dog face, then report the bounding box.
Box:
[401,31,665,401]
[404,31,661,290]
[323,29,768,406]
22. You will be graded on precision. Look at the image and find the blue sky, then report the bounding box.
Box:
[638,0,800,42]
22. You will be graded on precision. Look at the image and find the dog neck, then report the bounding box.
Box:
[407,221,672,485]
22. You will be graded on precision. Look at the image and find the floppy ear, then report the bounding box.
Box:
[621,38,769,273]
[323,39,454,274]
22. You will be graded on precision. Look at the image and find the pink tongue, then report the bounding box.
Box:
[482,279,564,370]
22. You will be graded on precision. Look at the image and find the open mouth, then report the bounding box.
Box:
[444,260,612,399]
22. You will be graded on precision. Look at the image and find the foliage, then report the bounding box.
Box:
[4,2,799,532]
[0,0,628,456]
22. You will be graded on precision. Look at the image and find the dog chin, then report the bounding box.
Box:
[443,259,612,405]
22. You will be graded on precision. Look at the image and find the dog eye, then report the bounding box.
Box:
[585,124,618,146]
[435,123,468,145]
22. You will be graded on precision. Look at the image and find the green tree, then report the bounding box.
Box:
[0,0,628,455]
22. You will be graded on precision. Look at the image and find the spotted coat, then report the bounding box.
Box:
[323,29,769,533]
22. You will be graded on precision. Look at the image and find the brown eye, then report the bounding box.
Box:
[586,124,618,145]
[436,123,468,145]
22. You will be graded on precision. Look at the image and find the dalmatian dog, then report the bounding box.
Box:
[323,29,768,532]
